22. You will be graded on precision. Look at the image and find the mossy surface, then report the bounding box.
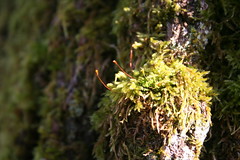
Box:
[201,0,240,159]
[0,0,239,160]
[0,0,117,159]
[92,40,214,159]
[92,0,214,159]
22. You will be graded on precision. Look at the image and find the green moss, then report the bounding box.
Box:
[201,0,240,159]
[91,0,216,159]
[112,0,177,68]
[0,0,117,159]
[92,39,214,159]
[1,0,238,159]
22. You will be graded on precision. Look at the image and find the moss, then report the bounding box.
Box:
[201,0,240,159]
[92,37,214,159]
[1,0,238,159]
[112,0,178,68]
[92,0,215,159]
[33,0,118,159]
[0,0,117,159]
[0,0,56,159]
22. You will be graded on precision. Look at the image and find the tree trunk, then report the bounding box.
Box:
[93,0,213,159]
[0,0,239,160]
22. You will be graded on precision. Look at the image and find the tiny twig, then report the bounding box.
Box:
[113,60,134,79]
[95,70,111,90]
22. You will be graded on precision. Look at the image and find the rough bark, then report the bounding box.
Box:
[162,0,211,159]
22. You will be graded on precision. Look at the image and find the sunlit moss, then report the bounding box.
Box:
[92,0,215,159]
[92,39,214,159]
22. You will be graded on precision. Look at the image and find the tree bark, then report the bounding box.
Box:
[93,0,213,160]
[1,0,239,160]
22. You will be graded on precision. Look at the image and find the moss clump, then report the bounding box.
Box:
[92,40,214,159]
